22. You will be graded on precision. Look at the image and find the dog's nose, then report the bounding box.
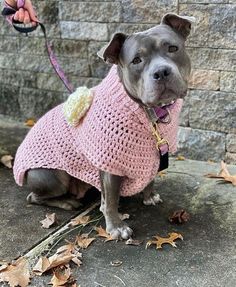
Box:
[153,67,171,80]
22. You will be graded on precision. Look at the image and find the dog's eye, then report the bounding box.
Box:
[132,57,142,65]
[168,45,178,53]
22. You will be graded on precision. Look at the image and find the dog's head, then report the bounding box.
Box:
[98,13,195,107]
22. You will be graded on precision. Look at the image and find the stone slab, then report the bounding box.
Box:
[24,159,236,287]
[59,1,122,22]
[189,90,236,134]
[177,127,226,162]
[0,167,78,262]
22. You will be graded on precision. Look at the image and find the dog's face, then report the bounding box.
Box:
[98,13,195,107]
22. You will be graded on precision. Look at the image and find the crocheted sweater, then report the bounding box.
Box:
[13,66,183,197]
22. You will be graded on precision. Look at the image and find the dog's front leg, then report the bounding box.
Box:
[99,171,133,240]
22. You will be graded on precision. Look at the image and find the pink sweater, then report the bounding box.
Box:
[13,66,182,197]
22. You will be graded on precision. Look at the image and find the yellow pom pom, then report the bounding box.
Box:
[63,87,93,126]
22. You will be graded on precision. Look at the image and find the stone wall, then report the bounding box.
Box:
[0,0,235,163]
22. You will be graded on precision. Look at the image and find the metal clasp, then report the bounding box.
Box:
[151,122,169,149]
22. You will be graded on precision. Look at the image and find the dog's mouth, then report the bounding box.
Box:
[144,87,187,108]
[159,100,175,107]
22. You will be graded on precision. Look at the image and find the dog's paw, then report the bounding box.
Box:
[58,200,81,210]
[107,223,133,240]
[143,193,163,206]
[27,193,81,210]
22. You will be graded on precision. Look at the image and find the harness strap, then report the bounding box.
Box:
[1,2,74,93]
[144,104,174,172]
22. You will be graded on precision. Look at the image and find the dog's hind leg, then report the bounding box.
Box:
[99,171,133,240]
[26,169,80,210]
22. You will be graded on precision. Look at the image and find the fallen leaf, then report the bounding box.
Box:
[33,243,82,276]
[125,239,143,246]
[146,232,183,250]
[176,155,185,161]
[70,215,90,227]
[33,252,81,276]
[24,118,36,127]
[32,257,51,276]
[40,213,57,229]
[169,210,190,224]
[0,257,30,287]
[205,161,236,186]
[0,264,8,272]
[118,213,130,220]
[50,266,73,287]
[94,226,115,242]
[0,155,13,168]
[71,257,82,267]
[56,242,78,255]
[76,234,95,249]
[158,171,167,178]
[110,260,123,267]
[48,253,74,270]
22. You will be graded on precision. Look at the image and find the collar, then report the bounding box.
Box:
[144,101,176,172]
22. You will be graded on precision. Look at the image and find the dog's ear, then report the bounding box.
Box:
[161,13,195,39]
[97,33,127,64]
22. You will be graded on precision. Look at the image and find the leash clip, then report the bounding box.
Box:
[151,122,169,150]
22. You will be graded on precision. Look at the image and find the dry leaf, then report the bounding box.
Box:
[70,215,90,227]
[158,171,167,178]
[33,242,82,276]
[94,226,115,242]
[110,260,123,267]
[0,257,30,287]
[169,210,190,224]
[176,155,185,161]
[56,242,82,263]
[24,118,36,127]
[0,264,8,272]
[0,155,13,168]
[33,253,73,275]
[71,257,82,267]
[50,266,73,287]
[146,232,183,250]
[205,161,236,186]
[33,257,51,276]
[48,253,74,270]
[40,213,57,229]
[56,242,78,255]
[76,234,95,249]
[125,239,143,246]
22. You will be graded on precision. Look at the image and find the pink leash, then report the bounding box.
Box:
[1,0,74,93]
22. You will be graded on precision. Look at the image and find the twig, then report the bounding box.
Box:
[94,282,107,287]
[24,201,100,260]
[114,275,126,286]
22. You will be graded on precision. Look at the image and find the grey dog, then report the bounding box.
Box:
[26,13,194,240]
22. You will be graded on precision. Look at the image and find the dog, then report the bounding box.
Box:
[13,13,194,240]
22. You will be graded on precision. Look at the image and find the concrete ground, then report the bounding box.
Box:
[0,157,236,287]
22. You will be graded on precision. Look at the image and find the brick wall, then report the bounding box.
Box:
[0,0,235,163]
